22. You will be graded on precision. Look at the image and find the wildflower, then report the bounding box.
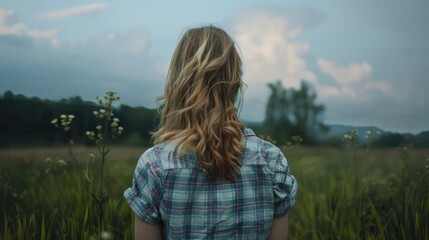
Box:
[93,111,99,116]
[365,131,372,139]
[113,118,119,122]
[68,114,75,119]
[58,159,67,166]
[109,94,117,101]
[350,129,358,139]
[101,231,113,240]
[117,126,124,135]
[99,109,106,114]
[291,136,300,142]
[51,118,58,124]
[96,125,102,130]
[60,114,67,119]
[86,131,95,139]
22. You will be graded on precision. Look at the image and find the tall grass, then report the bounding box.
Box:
[1,154,135,239]
[287,142,429,239]
[1,142,428,239]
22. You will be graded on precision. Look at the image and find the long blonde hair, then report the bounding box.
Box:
[152,25,245,180]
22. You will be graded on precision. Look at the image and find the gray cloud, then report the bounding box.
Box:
[1,2,428,134]
[0,29,164,108]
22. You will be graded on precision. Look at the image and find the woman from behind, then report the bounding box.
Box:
[124,25,297,240]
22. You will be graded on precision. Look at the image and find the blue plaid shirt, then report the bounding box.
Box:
[124,128,297,239]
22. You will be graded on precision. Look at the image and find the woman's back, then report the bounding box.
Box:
[124,128,297,239]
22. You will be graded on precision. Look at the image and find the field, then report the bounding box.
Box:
[1,145,428,239]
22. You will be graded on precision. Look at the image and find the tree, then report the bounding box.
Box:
[2,90,14,99]
[264,81,292,143]
[264,80,328,144]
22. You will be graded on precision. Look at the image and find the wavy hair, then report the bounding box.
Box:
[152,25,245,180]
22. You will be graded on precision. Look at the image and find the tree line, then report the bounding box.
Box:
[0,91,157,147]
[1,84,428,148]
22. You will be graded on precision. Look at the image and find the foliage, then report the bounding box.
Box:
[49,91,126,238]
[2,129,429,239]
[288,129,429,239]
[2,90,429,148]
[264,80,327,144]
[1,90,429,239]
[373,132,414,147]
[1,152,135,239]
[0,90,156,147]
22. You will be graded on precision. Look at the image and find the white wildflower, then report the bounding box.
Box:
[58,159,67,166]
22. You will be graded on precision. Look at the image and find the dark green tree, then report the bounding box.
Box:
[264,81,292,143]
[264,80,328,144]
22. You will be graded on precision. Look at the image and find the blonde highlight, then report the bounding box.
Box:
[152,25,244,180]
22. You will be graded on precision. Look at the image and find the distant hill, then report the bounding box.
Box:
[324,124,428,147]
[326,124,385,135]
[324,124,385,143]
[244,121,429,147]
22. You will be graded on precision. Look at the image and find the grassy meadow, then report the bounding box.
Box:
[1,144,428,239]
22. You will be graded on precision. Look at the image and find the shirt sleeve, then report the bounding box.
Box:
[123,150,163,224]
[269,146,298,218]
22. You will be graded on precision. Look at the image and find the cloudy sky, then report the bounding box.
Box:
[1,0,428,133]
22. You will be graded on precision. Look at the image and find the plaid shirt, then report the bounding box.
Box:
[124,128,297,239]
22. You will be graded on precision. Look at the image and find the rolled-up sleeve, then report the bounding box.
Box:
[268,146,298,218]
[272,168,297,218]
[123,150,163,224]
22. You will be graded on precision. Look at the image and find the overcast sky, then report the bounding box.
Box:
[1,0,428,133]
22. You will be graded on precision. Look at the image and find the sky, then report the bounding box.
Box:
[0,0,428,134]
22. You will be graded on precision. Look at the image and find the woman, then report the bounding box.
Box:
[124,25,297,239]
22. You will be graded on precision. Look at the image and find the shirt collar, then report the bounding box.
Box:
[243,128,255,137]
